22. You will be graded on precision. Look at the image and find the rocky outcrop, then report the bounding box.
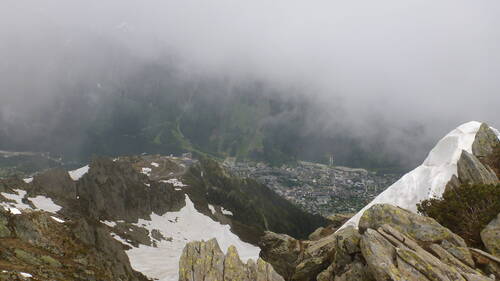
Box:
[76,157,185,222]
[259,227,355,281]
[260,204,499,281]
[445,123,499,192]
[30,168,77,200]
[457,151,498,185]
[472,123,500,161]
[178,239,283,281]
[481,213,500,257]
[308,213,354,241]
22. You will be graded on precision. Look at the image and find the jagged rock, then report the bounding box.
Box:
[360,229,402,281]
[333,261,373,281]
[456,151,498,186]
[327,213,354,227]
[259,230,337,281]
[76,157,185,221]
[178,239,283,281]
[247,258,286,281]
[481,213,500,257]
[470,248,500,279]
[331,226,361,272]
[358,204,467,248]
[360,223,489,281]
[472,123,500,160]
[259,232,303,279]
[30,168,77,200]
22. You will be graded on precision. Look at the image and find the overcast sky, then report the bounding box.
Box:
[1,0,499,160]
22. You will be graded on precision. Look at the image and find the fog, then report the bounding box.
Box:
[1,0,499,167]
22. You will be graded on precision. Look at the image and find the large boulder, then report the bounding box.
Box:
[472,123,500,161]
[178,239,283,281]
[259,232,303,279]
[456,151,498,186]
[358,204,467,248]
[481,213,500,257]
[260,227,361,281]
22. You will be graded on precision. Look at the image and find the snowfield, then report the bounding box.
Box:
[341,121,500,229]
[0,189,63,215]
[69,165,89,181]
[118,195,260,281]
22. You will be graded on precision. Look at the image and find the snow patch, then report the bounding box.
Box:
[161,178,187,187]
[151,162,160,168]
[20,272,32,278]
[112,233,135,248]
[141,167,152,176]
[101,220,117,227]
[341,121,492,229]
[1,189,62,214]
[29,196,62,213]
[120,195,259,281]
[51,216,65,223]
[1,189,31,212]
[69,165,89,181]
[23,177,33,183]
[7,207,21,215]
[221,207,233,216]
[208,204,216,214]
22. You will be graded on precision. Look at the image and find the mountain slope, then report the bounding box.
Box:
[0,154,326,281]
[342,121,500,229]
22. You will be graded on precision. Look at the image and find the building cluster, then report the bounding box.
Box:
[225,159,400,216]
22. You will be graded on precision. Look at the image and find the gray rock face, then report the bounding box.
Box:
[76,157,185,222]
[481,213,500,257]
[456,151,498,186]
[472,123,500,160]
[178,239,283,281]
[31,168,77,200]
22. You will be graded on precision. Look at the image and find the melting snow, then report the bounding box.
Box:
[23,177,33,183]
[221,207,233,216]
[118,195,259,281]
[8,207,21,215]
[51,216,65,223]
[101,220,117,227]
[1,189,62,214]
[20,272,32,278]
[342,121,497,229]
[161,178,187,187]
[29,196,62,213]
[141,167,152,176]
[151,162,160,168]
[1,189,31,212]
[208,204,216,214]
[69,165,89,181]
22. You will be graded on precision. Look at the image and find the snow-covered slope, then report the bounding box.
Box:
[342,121,500,229]
[116,195,260,281]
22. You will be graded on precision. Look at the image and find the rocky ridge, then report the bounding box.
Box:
[259,203,500,281]
[178,239,283,281]
[0,153,326,280]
